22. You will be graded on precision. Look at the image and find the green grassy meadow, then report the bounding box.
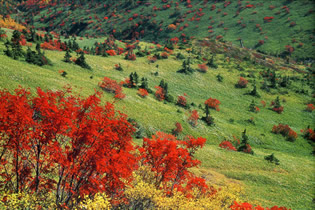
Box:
[16,0,315,61]
[0,30,314,209]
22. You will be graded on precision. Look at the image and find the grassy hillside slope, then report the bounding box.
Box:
[0,29,314,208]
[12,0,315,61]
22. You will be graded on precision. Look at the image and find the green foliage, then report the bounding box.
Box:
[0,31,313,209]
[177,57,194,74]
[207,55,218,69]
[63,49,71,63]
[237,129,254,155]
[75,52,91,69]
[248,83,260,97]
[216,74,223,82]
[264,153,280,165]
[25,46,51,66]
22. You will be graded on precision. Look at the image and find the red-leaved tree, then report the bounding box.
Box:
[139,132,207,194]
[0,87,136,206]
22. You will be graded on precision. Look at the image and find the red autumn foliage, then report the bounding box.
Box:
[98,77,125,99]
[137,88,148,98]
[258,40,265,45]
[272,106,284,114]
[155,86,165,101]
[237,77,249,88]
[263,16,274,22]
[272,124,297,141]
[205,97,221,111]
[216,35,223,40]
[40,40,66,51]
[230,201,291,210]
[285,45,294,54]
[301,128,315,142]
[188,110,199,127]
[0,87,135,205]
[305,104,314,112]
[177,95,187,107]
[219,141,237,151]
[106,49,116,56]
[198,63,208,72]
[139,132,207,192]
[172,122,183,136]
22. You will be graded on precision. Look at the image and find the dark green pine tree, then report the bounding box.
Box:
[140,77,148,89]
[264,153,280,165]
[201,104,215,126]
[237,129,254,154]
[63,49,72,63]
[270,70,277,88]
[274,96,281,109]
[207,55,218,69]
[75,52,91,69]
[249,100,256,112]
[25,47,35,63]
[129,72,135,87]
[249,82,260,97]
[4,40,13,58]
[11,30,24,59]
[133,72,139,85]
[36,43,41,54]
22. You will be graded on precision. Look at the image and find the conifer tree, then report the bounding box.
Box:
[237,129,254,154]
[75,52,91,69]
[25,47,34,63]
[11,30,24,59]
[63,49,71,63]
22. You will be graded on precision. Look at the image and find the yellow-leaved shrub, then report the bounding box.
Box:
[79,193,112,210]
[0,191,56,209]
[0,15,25,30]
[123,165,244,210]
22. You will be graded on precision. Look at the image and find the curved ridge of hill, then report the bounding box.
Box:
[2,0,314,61]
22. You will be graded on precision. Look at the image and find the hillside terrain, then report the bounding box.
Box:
[0,1,314,209]
[0,0,314,61]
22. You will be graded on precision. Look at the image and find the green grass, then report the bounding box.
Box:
[0,37,314,209]
[14,0,315,61]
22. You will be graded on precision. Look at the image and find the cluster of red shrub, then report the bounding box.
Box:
[106,49,116,56]
[272,124,297,141]
[305,104,314,112]
[0,87,217,207]
[263,16,274,22]
[237,77,248,88]
[188,110,199,127]
[230,201,291,210]
[155,86,165,101]
[219,141,237,151]
[98,77,125,99]
[137,88,148,98]
[205,97,221,111]
[172,122,183,136]
[40,40,66,51]
[198,63,208,72]
[301,128,315,142]
[177,95,187,107]
[272,106,284,114]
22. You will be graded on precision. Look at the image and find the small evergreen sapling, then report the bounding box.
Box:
[75,52,91,69]
[63,49,72,63]
[248,83,260,97]
[249,100,259,113]
[201,105,215,126]
[237,129,254,154]
[264,153,280,165]
[177,57,194,74]
[271,96,284,114]
[216,74,223,82]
